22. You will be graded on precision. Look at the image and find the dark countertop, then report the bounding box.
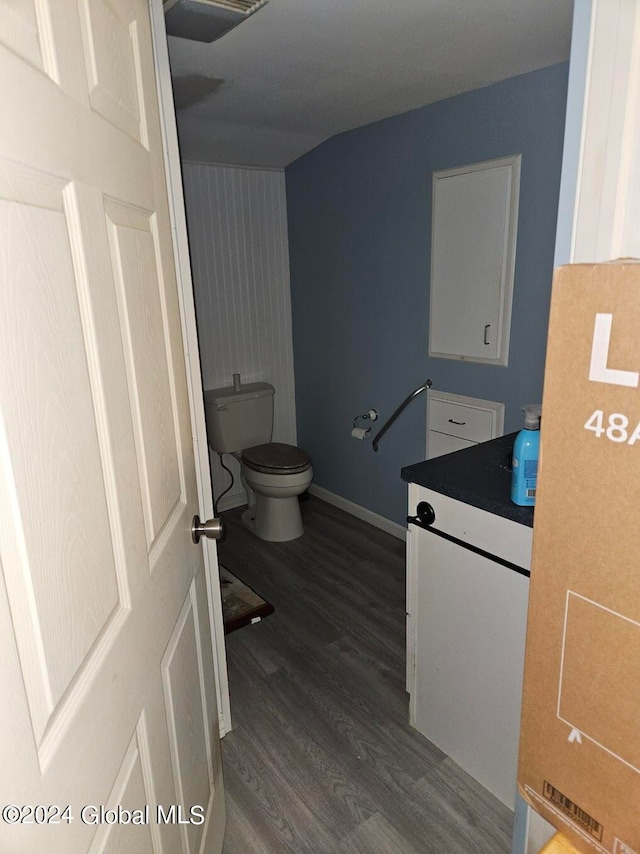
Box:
[401,433,534,527]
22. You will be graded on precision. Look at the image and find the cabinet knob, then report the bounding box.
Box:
[407,501,436,529]
[484,324,491,345]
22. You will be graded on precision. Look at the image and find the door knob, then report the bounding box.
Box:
[191,515,225,544]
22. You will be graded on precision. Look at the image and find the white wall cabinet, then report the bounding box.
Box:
[429,155,520,365]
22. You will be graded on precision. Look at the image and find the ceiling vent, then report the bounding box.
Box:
[164,0,267,43]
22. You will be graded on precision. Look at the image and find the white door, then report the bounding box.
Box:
[0,1,224,853]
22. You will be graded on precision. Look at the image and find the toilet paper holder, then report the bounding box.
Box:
[353,409,378,428]
[352,409,378,440]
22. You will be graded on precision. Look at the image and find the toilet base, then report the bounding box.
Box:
[242,495,304,542]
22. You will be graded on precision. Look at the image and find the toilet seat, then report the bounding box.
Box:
[241,442,311,475]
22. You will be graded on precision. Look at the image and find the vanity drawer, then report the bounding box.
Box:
[429,399,495,442]
[427,431,476,458]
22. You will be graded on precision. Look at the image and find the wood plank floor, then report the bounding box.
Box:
[217,496,514,853]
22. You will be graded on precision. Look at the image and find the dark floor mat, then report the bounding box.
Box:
[220,565,274,634]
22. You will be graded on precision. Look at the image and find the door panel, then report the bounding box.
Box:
[88,723,157,854]
[106,201,184,548]
[0,165,126,745]
[0,1,224,851]
[0,0,47,71]
[78,0,147,144]
[162,582,213,854]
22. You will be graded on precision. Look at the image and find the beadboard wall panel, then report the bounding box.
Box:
[182,163,297,509]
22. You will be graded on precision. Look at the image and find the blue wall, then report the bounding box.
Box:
[286,63,569,525]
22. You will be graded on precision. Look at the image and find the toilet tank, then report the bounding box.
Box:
[203,382,274,453]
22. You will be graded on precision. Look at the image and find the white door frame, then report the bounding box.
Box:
[567,0,640,263]
[515,1,640,851]
[147,0,231,736]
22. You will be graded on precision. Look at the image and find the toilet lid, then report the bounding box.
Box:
[241,443,311,474]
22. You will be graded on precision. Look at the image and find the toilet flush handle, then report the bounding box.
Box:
[191,515,226,544]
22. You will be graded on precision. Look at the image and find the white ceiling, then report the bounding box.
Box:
[167,0,574,169]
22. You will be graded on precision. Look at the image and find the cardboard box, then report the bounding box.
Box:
[518,261,640,854]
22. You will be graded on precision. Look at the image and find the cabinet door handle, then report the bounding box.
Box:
[407,504,530,578]
[484,324,491,345]
[406,501,435,528]
[448,418,466,425]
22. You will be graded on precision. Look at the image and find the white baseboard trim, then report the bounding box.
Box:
[308,485,406,541]
[219,710,231,737]
[216,490,247,513]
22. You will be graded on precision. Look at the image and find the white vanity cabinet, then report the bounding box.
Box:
[406,483,531,809]
[403,438,556,853]
[426,390,504,459]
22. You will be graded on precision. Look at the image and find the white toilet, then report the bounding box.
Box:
[203,380,313,542]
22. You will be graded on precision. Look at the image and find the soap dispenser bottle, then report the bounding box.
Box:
[511,405,542,507]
